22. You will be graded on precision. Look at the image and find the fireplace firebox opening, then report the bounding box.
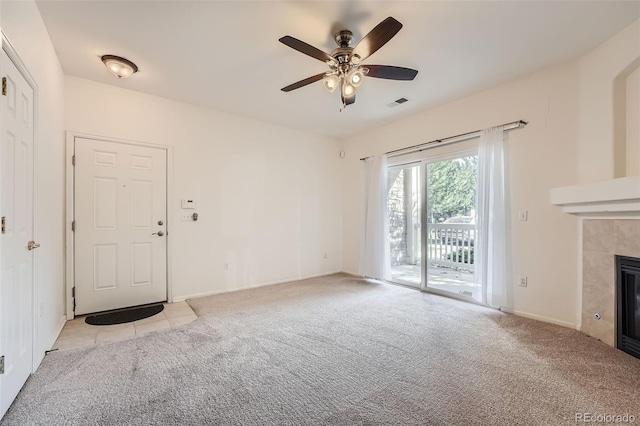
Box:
[616,255,640,359]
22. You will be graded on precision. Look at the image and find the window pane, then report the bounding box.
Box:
[388,165,422,287]
[426,155,478,297]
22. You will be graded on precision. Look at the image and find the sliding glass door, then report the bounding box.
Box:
[387,154,479,298]
[425,155,478,297]
[388,163,422,287]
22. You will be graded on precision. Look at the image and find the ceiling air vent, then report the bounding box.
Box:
[388,97,409,108]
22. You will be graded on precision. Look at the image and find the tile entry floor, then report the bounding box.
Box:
[52,301,198,351]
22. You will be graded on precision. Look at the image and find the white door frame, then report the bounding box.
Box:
[0,32,39,375]
[65,132,174,320]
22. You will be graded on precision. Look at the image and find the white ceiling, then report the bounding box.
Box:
[36,1,639,139]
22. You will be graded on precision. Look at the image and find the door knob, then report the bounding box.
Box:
[152,231,164,237]
[27,241,40,250]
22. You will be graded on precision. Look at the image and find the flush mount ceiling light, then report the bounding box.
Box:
[101,55,138,79]
[279,17,418,110]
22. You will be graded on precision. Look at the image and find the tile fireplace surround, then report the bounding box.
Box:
[551,176,640,347]
[581,219,640,346]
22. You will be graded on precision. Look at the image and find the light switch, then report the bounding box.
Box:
[518,210,528,221]
[181,199,197,209]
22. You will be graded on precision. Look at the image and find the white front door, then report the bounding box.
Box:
[0,49,35,418]
[74,138,167,315]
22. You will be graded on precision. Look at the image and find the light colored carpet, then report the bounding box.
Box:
[2,273,639,425]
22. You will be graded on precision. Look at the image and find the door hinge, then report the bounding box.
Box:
[72,155,76,166]
[1,216,5,234]
[0,355,4,374]
[71,220,75,232]
[2,77,6,96]
[72,287,76,312]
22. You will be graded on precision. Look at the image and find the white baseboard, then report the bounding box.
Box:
[49,315,67,350]
[500,307,579,330]
[33,315,67,372]
[172,270,344,302]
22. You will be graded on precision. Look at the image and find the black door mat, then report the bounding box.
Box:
[85,304,164,326]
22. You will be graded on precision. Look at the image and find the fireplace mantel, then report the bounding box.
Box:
[550,176,640,217]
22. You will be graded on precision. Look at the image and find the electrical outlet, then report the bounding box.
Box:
[519,276,528,287]
[324,252,328,259]
[223,262,229,270]
[518,210,528,221]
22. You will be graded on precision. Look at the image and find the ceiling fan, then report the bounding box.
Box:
[279,17,419,109]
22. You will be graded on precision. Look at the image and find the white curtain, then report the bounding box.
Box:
[359,155,391,281]
[474,127,510,307]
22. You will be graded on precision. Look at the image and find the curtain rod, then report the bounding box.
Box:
[359,119,528,161]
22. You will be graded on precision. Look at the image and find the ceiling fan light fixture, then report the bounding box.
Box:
[342,81,355,97]
[101,55,138,79]
[348,69,364,87]
[322,74,339,93]
[279,17,418,109]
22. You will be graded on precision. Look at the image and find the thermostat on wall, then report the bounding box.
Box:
[181,199,197,209]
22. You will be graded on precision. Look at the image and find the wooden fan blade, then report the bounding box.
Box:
[281,73,326,92]
[351,17,402,63]
[363,65,418,81]
[279,36,335,64]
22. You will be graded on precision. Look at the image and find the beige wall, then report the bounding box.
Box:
[577,20,640,182]
[65,76,343,301]
[341,61,581,328]
[1,1,66,366]
[627,67,640,176]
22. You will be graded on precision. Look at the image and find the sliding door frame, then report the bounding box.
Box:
[420,162,427,292]
[388,146,481,304]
